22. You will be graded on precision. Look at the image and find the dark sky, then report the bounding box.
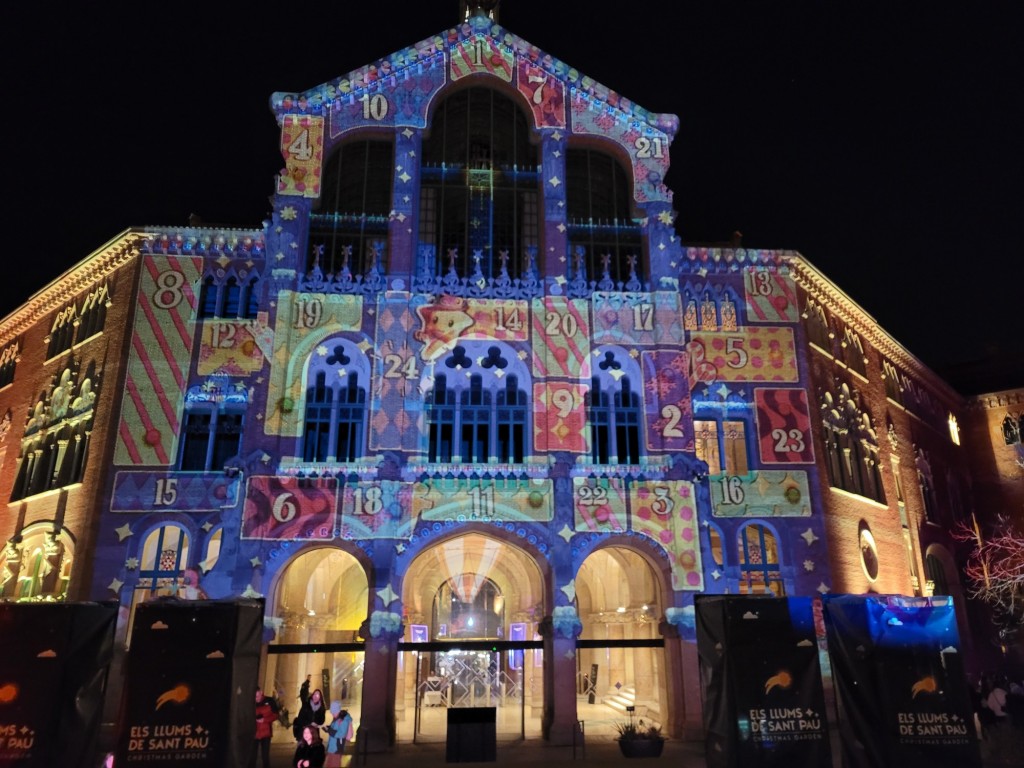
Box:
[6,2,1021,394]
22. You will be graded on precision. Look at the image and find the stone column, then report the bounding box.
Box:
[538,609,583,745]
[357,616,403,751]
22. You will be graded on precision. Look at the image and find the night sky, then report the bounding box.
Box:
[6,2,1021,394]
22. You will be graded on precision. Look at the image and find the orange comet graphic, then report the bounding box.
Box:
[0,684,18,703]
[155,684,191,711]
[764,671,792,694]
[911,676,937,698]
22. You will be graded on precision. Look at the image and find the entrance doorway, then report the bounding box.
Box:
[397,533,546,742]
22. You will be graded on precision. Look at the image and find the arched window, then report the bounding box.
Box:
[199,276,219,318]
[566,148,642,287]
[804,300,831,352]
[738,523,784,595]
[241,277,260,320]
[433,575,503,640]
[223,277,241,317]
[179,407,244,471]
[841,328,867,376]
[820,384,886,503]
[588,377,641,465]
[301,339,370,463]
[425,343,529,464]
[419,87,539,280]
[311,139,394,276]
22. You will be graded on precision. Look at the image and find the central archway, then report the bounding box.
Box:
[397,532,547,742]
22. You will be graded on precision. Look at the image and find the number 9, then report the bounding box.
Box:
[551,389,575,418]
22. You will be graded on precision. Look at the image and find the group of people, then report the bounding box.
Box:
[252,676,354,768]
[972,671,1023,738]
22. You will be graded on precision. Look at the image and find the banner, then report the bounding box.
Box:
[115,599,262,768]
[0,602,116,768]
[822,595,982,768]
[696,595,831,768]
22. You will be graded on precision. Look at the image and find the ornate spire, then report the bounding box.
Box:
[460,0,500,22]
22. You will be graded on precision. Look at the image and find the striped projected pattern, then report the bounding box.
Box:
[115,256,201,465]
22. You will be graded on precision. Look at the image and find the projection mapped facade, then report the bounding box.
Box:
[0,3,1015,747]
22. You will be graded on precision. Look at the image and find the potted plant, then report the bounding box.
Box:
[614,710,665,758]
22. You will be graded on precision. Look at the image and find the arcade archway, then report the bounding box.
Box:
[396,532,546,742]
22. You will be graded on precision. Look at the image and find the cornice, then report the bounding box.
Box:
[0,230,146,343]
[966,388,1024,411]
[788,255,964,408]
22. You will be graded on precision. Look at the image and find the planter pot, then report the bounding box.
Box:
[618,738,665,758]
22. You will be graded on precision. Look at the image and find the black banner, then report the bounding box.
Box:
[0,602,116,768]
[114,599,263,768]
[695,595,831,768]
[822,595,982,768]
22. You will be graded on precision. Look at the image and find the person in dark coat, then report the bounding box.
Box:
[292,688,327,741]
[293,725,326,768]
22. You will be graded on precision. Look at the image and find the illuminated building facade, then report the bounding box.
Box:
[0,3,1018,748]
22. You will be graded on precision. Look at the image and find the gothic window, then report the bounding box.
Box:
[706,524,725,570]
[223,277,241,317]
[916,449,939,523]
[198,274,260,320]
[882,360,902,403]
[75,284,110,344]
[841,328,867,376]
[241,278,259,319]
[425,343,529,464]
[11,367,97,501]
[179,408,244,471]
[738,523,785,595]
[924,553,950,596]
[588,377,641,465]
[47,304,77,359]
[419,88,539,280]
[567,148,642,286]
[199,277,218,318]
[820,384,886,503]
[11,527,71,601]
[311,139,394,277]
[303,372,366,462]
[804,300,831,352]
[694,418,750,476]
[0,343,18,389]
[301,340,369,463]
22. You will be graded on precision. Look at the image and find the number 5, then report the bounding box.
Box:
[725,338,748,369]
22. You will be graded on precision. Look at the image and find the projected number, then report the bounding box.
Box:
[351,486,383,515]
[465,39,487,66]
[545,310,579,337]
[383,353,419,380]
[719,476,745,505]
[632,303,654,332]
[210,323,237,349]
[469,485,495,520]
[551,388,576,418]
[634,136,665,159]
[725,338,748,369]
[772,428,806,454]
[294,298,323,329]
[751,271,773,296]
[272,493,298,523]
[153,271,185,310]
[154,478,178,507]
[287,130,313,161]
[577,484,609,507]
[660,405,685,438]
[494,305,524,332]
[360,94,389,121]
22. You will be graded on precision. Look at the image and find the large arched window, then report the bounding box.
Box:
[301,339,370,463]
[820,384,886,504]
[425,342,529,464]
[566,148,643,287]
[311,139,394,276]
[587,347,642,465]
[738,523,784,595]
[433,575,503,640]
[419,87,539,280]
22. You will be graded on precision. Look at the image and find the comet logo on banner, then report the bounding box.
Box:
[0,683,18,703]
[155,684,191,711]
[764,670,793,694]
[911,676,938,699]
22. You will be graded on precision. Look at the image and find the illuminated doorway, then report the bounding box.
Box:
[264,547,368,742]
[576,547,667,736]
[397,533,545,742]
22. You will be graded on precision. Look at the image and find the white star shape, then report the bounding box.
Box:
[715,384,731,399]
[108,578,124,594]
[553,150,561,157]
[115,524,133,542]
[402,128,414,138]
[560,580,576,602]
[316,345,329,356]
[125,557,139,570]
[398,172,411,183]
[552,131,563,141]
[557,223,566,233]
[711,569,721,580]
[250,556,263,568]
[202,521,213,532]
[395,543,405,554]
[801,528,819,546]
[817,582,830,594]
[378,584,400,606]
[803,560,815,572]
[548,175,561,187]
[558,524,574,543]
[565,650,576,659]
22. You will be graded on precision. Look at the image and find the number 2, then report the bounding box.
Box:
[772,428,806,454]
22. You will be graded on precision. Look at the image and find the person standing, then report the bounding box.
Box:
[324,701,354,768]
[252,687,278,768]
[299,675,312,709]
[293,688,327,741]
[293,725,326,768]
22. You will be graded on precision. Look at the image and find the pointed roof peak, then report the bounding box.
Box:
[460,0,500,23]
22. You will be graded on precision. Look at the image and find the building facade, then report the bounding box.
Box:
[0,4,1018,747]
